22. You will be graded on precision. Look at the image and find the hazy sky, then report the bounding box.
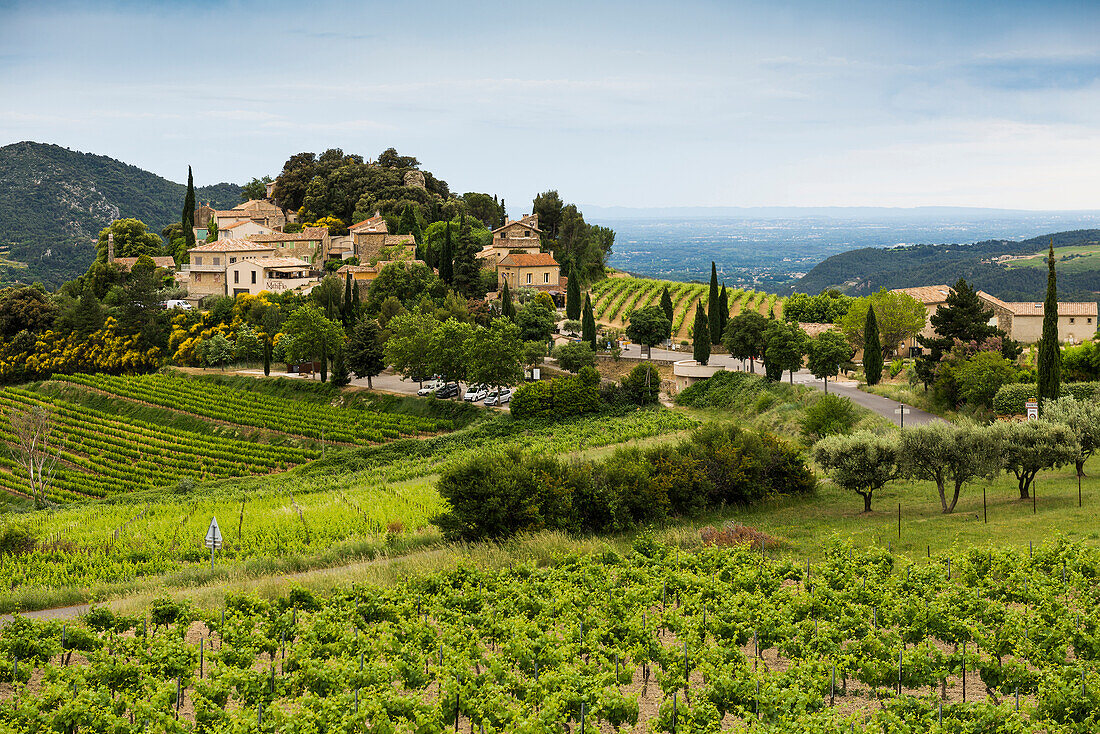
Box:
[2,0,1098,211]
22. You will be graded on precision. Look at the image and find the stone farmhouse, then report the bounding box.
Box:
[247,227,330,263]
[478,214,542,265]
[497,252,561,291]
[347,214,417,263]
[226,257,317,297]
[182,239,277,300]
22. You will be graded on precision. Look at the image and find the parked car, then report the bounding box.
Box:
[163,299,194,310]
[484,388,512,406]
[417,379,444,396]
[434,382,460,399]
[463,384,489,402]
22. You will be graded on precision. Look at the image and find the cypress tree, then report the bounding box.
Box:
[718,285,729,339]
[566,263,582,320]
[182,166,196,251]
[693,305,711,366]
[863,304,883,386]
[342,272,353,327]
[1037,239,1061,411]
[351,277,361,317]
[660,286,673,324]
[319,340,329,383]
[501,278,515,321]
[582,293,597,351]
[439,221,454,284]
[708,262,721,344]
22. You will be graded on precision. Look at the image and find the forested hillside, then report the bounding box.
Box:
[795,229,1100,300]
[0,141,241,288]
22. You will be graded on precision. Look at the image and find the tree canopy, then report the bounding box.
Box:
[626,305,672,348]
[839,288,925,357]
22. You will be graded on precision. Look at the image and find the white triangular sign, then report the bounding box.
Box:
[205,516,222,548]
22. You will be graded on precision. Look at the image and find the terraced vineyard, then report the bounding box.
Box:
[590,277,783,339]
[0,387,317,502]
[58,373,451,444]
[4,540,1100,732]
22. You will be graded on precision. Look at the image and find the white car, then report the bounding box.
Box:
[463,384,489,402]
[484,388,512,406]
[417,379,444,397]
[164,299,194,310]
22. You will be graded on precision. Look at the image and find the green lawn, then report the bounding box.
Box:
[1004,243,1100,274]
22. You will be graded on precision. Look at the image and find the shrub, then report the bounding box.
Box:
[890,359,905,378]
[0,523,36,555]
[800,393,858,441]
[510,375,599,420]
[993,381,1100,415]
[621,362,661,405]
[553,342,596,373]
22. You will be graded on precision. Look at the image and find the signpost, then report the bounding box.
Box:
[894,404,911,428]
[205,516,222,571]
[1026,400,1039,421]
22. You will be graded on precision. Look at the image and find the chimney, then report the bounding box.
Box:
[107,232,114,263]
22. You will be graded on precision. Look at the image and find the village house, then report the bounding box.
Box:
[225,257,317,297]
[247,227,330,263]
[182,239,276,300]
[977,292,1098,344]
[347,214,417,262]
[497,252,561,291]
[336,259,428,284]
[890,285,952,356]
[478,214,542,265]
[218,219,275,240]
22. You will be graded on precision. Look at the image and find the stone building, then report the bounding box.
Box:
[890,285,952,355]
[977,292,1098,344]
[497,252,560,291]
[225,258,317,297]
[183,239,276,300]
[478,214,542,265]
[247,227,330,263]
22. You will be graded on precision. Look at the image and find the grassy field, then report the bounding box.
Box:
[1003,242,1100,274]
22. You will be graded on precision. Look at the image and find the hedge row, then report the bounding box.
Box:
[510,372,600,419]
[993,381,1100,415]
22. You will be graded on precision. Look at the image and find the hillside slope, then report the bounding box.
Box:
[796,229,1100,301]
[0,141,241,288]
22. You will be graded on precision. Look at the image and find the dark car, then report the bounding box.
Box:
[434,382,460,399]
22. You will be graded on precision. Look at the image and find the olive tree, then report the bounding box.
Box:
[1042,396,1100,478]
[899,422,1001,514]
[813,431,899,513]
[991,420,1079,499]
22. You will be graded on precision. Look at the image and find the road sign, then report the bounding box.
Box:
[1026,400,1039,421]
[205,517,223,550]
[894,404,911,427]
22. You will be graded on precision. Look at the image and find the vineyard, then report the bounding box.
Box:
[3,540,1100,732]
[0,408,697,608]
[588,278,782,340]
[0,387,318,503]
[56,373,452,445]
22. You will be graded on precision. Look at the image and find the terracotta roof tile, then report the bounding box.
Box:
[499,253,558,267]
[189,239,275,253]
[248,227,329,242]
[890,285,953,304]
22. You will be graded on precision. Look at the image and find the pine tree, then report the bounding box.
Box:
[182,166,196,252]
[693,305,711,366]
[1037,239,1061,412]
[708,262,721,344]
[439,221,454,284]
[863,304,883,386]
[582,293,597,351]
[566,263,582,320]
[501,279,516,321]
[718,285,729,338]
[660,286,673,324]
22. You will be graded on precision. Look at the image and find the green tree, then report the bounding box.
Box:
[429,319,475,392]
[813,431,900,513]
[783,291,852,324]
[723,311,767,373]
[840,288,925,358]
[466,318,524,392]
[500,278,515,321]
[205,220,218,243]
[764,320,808,384]
[341,272,354,327]
[241,175,273,202]
[1043,396,1100,478]
[1037,240,1061,413]
[660,286,674,324]
[346,318,385,388]
[397,203,423,244]
[516,300,555,343]
[553,342,596,373]
[200,333,235,367]
[331,345,351,387]
[622,362,661,405]
[182,165,196,252]
[863,304,883,386]
[582,294,597,351]
[708,262,721,344]
[95,219,163,264]
[899,422,1002,513]
[626,305,671,354]
[717,285,729,340]
[282,303,344,378]
[384,310,438,386]
[692,306,710,366]
[992,420,1078,499]
[532,190,564,237]
[118,255,167,350]
[565,264,582,320]
[234,325,264,363]
[0,285,59,337]
[807,330,852,393]
[439,221,454,285]
[311,273,344,322]
[365,262,445,313]
[955,351,1018,408]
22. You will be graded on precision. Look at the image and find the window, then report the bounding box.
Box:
[213,257,220,266]
[194,256,202,266]
[251,271,257,284]
[194,273,201,282]
[1070,317,1075,324]
[1089,318,1094,324]
[234,271,239,284]
[524,230,530,237]
[230,257,237,264]
[526,272,532,284]
[544,272,549,283]
[500,232,506,239]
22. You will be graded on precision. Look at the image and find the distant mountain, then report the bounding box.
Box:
[0,141,242,288]
[795,229,1100,301]
[584,204,1100,221]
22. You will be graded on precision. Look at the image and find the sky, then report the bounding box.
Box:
[2,0,1099,212]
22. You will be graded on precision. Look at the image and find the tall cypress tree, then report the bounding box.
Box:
[501,278,515,321]
[708,262,721,344]
[863,305,883,386]
[693,305,711,366]
[718,285,729,339]
[342,272,353,328]
[660,286,673,324]
[582,293,597,351]
[439,221,454,284]
[1037,239,1061,412]
[182,166,196,252]
[351,278,361,318]
[566,263,582,320]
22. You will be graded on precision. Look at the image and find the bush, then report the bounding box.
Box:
[800,393,858,441]
[621,362,661,405]
[0,523,36,555]
[890,359,905,378]
[993,381,1100,415]
[552,342,595,373]
[510,375,599,420]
